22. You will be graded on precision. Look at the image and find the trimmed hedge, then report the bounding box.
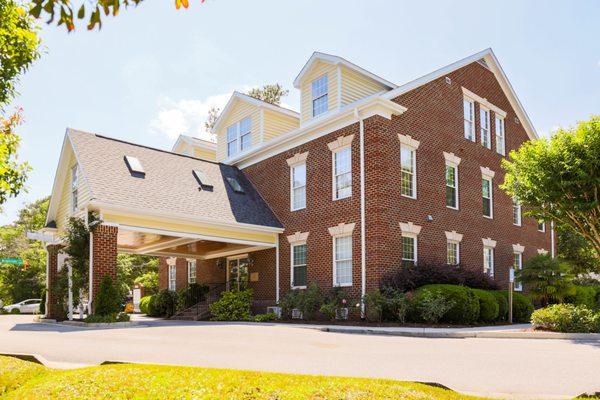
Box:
[531,304,600,333]
[411,284,479,324]
[490,291,509,321]
[495,291,534,323]
[565,285,598,310]
[471,289,499,322]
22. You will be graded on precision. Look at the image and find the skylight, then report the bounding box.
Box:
[226,177,245,194]
[193,170,213,191]
[124,156,145,177]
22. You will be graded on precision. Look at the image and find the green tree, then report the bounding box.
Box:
[247,83,289,106]
[134,270,158,295]
[502,116,600,267]
[116,253,158,297]
[517,254,575,306]
[29,0,205,31]
[556,223,599,275]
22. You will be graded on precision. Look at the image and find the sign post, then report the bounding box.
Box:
[508,267,514,324]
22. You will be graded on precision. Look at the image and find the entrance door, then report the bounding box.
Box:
[227,257,249,291]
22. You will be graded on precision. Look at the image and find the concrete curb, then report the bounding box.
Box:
[0,352,50,366]
[34,319,144,329]
[321,327,600,340]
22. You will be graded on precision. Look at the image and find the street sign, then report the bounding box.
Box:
[509,268,515,282]
[0,258,23,265]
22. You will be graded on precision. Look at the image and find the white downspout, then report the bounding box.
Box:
[550,221,555,258]
[88,205,94,314]
[354,108,366,317]
[275,236,280,303]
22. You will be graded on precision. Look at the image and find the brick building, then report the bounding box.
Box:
[39,49,551,318]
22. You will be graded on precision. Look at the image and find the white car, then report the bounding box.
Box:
[3,299,41,314]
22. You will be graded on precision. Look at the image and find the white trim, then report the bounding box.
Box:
[443,152,461,167]
[226,253,249,261]
[495,115,506,156]
[397,134,420,151]
[463,97,476,141]
[171,134,217,154]
[327,134,355,151]
[538,221,546,232]
[357,110,366,316]
[201,245,270,260]
[287,231,309,244]
[383,48,537,141]
[551,221,555,258]
[482,237,497,248]
[446,240,460,265]
[538,248,549,255]
[400,142,417,199]
[483,246,495,278]
[331,145,352,201]
[445,161,459,210]
[512,243,525,253]
[462,87,507,119]
[328,222,356,237]
[480,166,496,180]
[479,105,492,149]
[399,221,422,236]
[286,151,309,167]
[289,161,307,211]
[293,51,397,89]
[166,257,177,266]
[481,171,494,219]
[332,234,353,287]
[445,230,463,242]
[401,234,418,265]
[275,237,280,302]
[187,259,197,284]
[136,237,198,255]
[290,242,307,289]
[512,200,522,226]
[513,251,523,291]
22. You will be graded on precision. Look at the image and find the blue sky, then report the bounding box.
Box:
[2,0,599,225]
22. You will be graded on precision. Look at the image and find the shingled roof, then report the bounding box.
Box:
[68,129,282,229]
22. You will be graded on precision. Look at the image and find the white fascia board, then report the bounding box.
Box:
[228,95,407,169]
[172,134,217,153]
[383,48,538,140]
[293,51,397,89]
[212,91,299,133]
[89,200,285,235]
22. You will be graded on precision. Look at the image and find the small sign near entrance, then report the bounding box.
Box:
[0,258,23,265]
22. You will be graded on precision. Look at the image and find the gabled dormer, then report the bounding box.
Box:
[293,52,397,124]
[213,92,299,161]
[172,134,217,161]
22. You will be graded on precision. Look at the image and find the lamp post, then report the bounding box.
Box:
[508,267,514,324]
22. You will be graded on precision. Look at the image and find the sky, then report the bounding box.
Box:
[2,0,599,225]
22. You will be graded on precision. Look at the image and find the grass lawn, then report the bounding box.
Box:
[0,356,484,399]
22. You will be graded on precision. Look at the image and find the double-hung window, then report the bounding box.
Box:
[538,221,546,232]
[311,75,328,117]
[226,117,252,157]
[483,246,494,277]
[290,163,307,210]
[333,147,352,200]
[71,165,78,213]
[402,236,417,266]
[445,164,458,209]
[513,199,522,226]
[463,98,475,141]
[400,146,416,198]
[482,177,493,218]
[447,241,459,265]
[513,252,523,291]
[168,265,176,291]
[291,243,307,288]
[480,107,491,149]
[334,235,352,287]
[187,260,196,284]
[495,116,505,155]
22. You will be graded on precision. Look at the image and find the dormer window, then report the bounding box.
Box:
[311,75,328,117]
[227,117,252,157]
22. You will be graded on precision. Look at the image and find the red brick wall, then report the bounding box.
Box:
[91,225,118,311]
[46,244,62,319]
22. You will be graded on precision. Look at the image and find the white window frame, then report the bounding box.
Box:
[463,97,475,141]
[290,163,306,211]
[71,164,78,213]
[332,146,352,200]
[291,243,308,289]
[513,249,523,292]
[226,116,252,157]
[482,238,496,278]
[480,106,491,149]
[445,164,458,210]
[444,152,461,210]
[482,177,493,219]
[187,260,196,284]
[399,134,420,200]
[513,199,522,226]
[495,115,506,156]
[538,221,546,232]
[333,235,353,287]
[311,74,329,117]
[168,264,176,291]
[400,222,422,266]
[401,234,417,265]
[445,231,463,266]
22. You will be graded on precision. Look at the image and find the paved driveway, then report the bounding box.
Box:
[1,315,599,399]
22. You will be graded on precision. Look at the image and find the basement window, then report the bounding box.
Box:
[226,177,245,194]
[193,170,213,191]
[124,156,145,177]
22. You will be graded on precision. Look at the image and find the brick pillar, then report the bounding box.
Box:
[91,224,118,313]
[46,244,62,319]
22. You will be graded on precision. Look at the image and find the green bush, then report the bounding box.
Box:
[301,283,323,320]
[531,304,599,333]
[411,284,479,324]
[209,289,253,321]
[84,312,130,323]
[152,290,180,318]
[178,283,210,311]
[565,285,598,309]
[415,289,455,324]
[253,312,278,322]
[147,295,161,317]
[364,290,386,323]
[471,289,499,322]
[381,287,410,323]
[139,295,152,315]
[496,291,534,323]
[39,288,46,316]
[278,289,303,319]
[94,275,122,316]
[490,291,509,321]
[319,302,337,321]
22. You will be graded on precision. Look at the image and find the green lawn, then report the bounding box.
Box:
[0,356,483,399]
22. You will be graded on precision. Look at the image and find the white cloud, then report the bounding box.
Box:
[149,89,250,142]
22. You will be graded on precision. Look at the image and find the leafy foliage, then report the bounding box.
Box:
[363,289,386,323]
[565,285,598,310]
[247,84,289,106]
[84,312,129,323]
[94,275,122,316]
[517,254,575,306]
[556,222,599,274]
[0,111,31,205]
[411,284,479,324]
[252,312,278,322]
[151,289,180,318]
[414,289,455,324]
[208,288,253,321]
[178,282,209,310]
[139,295,152,315]
[116,253,158,297]
[502,116,600,261]
[490,290,509,321]
[495,291,534,323]
[471,288,499,322]
[531,304,599,333]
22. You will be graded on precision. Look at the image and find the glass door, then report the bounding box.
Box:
[227,257,250,291]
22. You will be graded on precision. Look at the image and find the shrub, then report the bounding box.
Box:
[300,283,323,320]
[253,312,278,322]
[415,289,455,324]
[139,295,152,315]
[531,304,599,333]
[84,312,130,323]
[319,302,337,321]
[364,290,386,322]
[319,287,351,321]
[178,283,210,311]
[146,295,160,317]
[565,285,597,309]
[411,284,479,324]
[381,287,410,323]
[518,254,575,306]
[209,289,253,321]
[471,289,499,322]
[151,290,180,318]
[94,275,122,316]
[496,291,534,323]
[278,289,303,319]
[39,288,46,316]
[490,291,509,322]
[381,263,498,292]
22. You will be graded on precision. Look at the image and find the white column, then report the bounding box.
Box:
[275,237,280,303]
